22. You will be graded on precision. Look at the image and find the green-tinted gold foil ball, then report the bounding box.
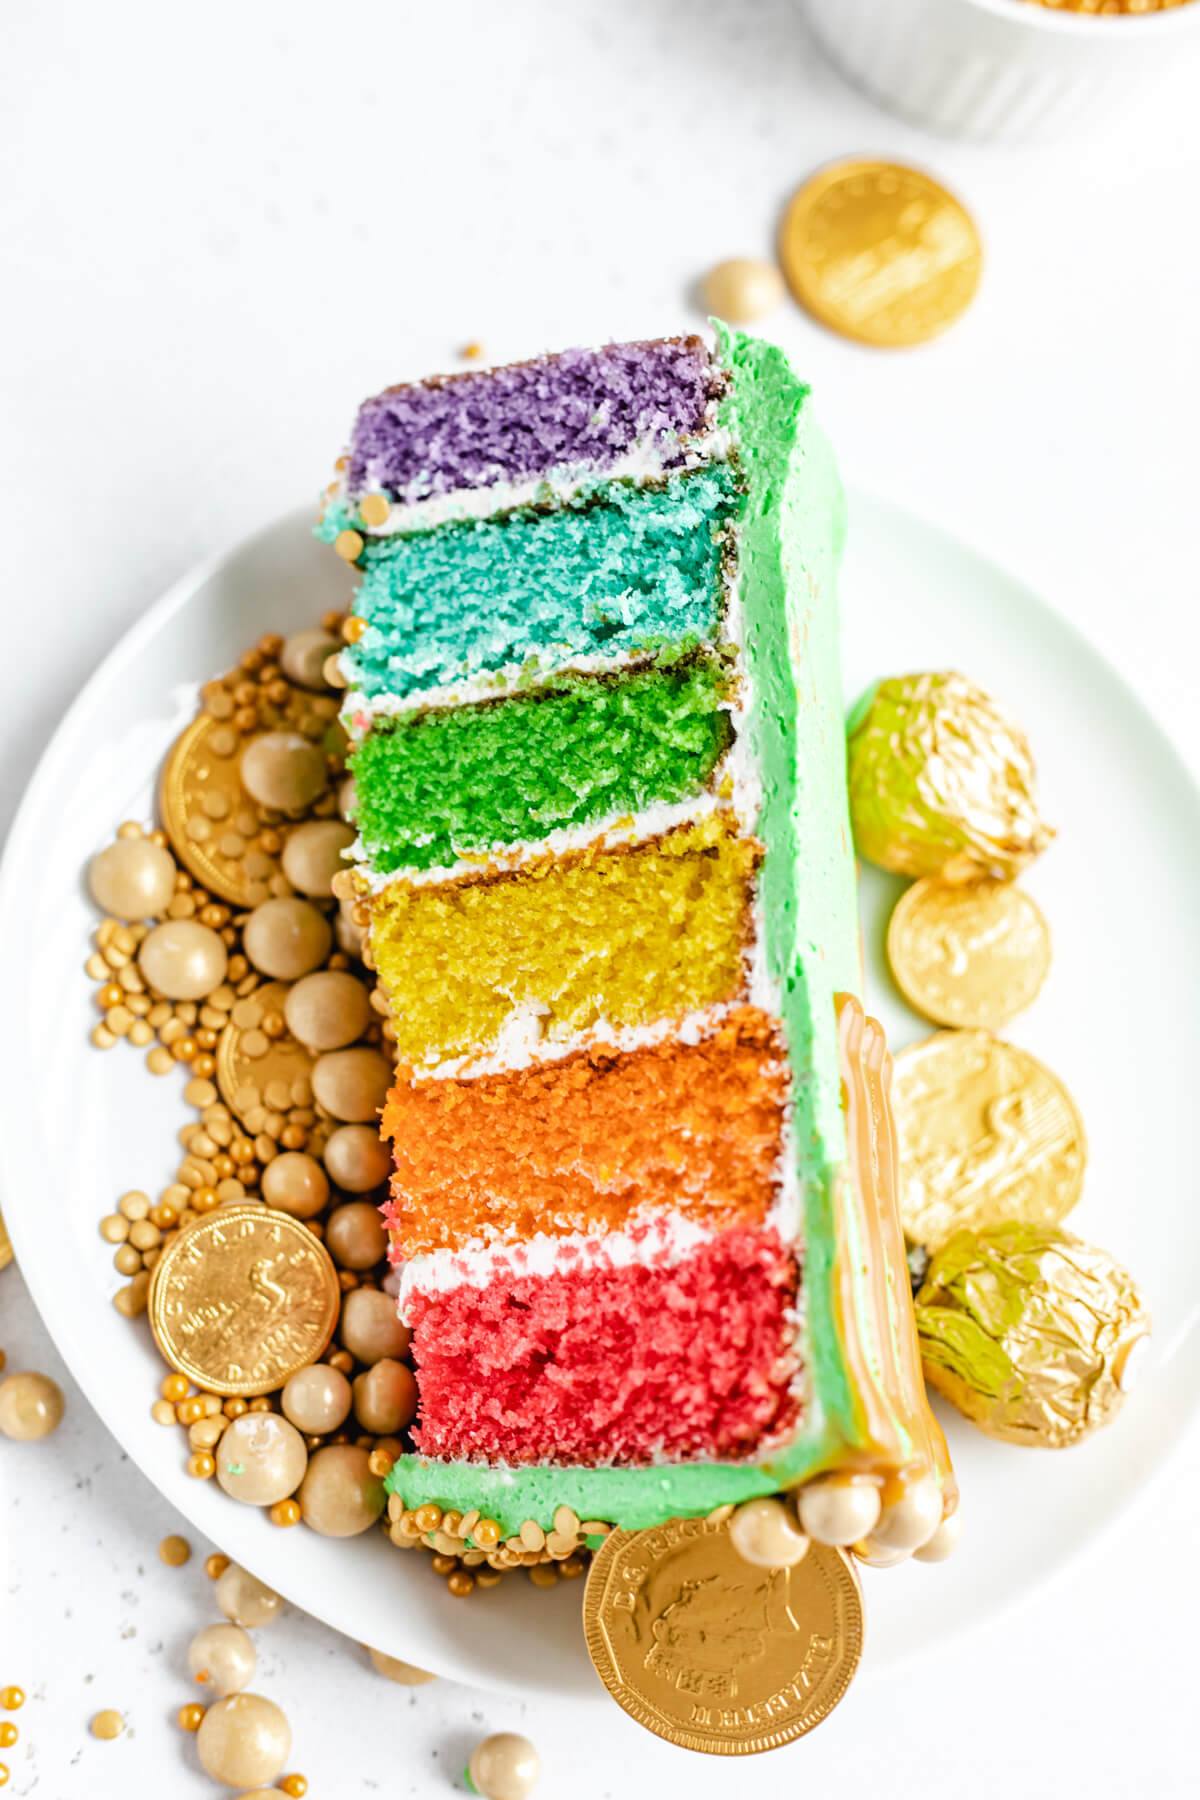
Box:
[915,1223,1150,1447]
[847,671,1054,881]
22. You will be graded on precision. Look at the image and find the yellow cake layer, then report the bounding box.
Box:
[369,812,760,1068]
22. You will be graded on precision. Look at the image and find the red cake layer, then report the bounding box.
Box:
[406,1226,800,1465]
[381,1008,787,1258]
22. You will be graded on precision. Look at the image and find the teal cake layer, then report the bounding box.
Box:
[387,329,871,1535]
[351,656,733,874]
[326,466,739,705]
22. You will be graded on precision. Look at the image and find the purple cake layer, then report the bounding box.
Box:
[346,337,726,504]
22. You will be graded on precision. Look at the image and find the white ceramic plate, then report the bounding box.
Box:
[3,495,1199,1699]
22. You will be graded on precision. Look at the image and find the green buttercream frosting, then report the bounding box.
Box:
[387,328,867,1535]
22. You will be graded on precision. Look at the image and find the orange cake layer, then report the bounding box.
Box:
[381,1008,788,1258]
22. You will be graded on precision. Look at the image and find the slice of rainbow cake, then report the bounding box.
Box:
[321,328,954,1553]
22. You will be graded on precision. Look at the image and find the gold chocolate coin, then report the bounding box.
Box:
[583,1513,862,1755]
[215,980,317,1133]
[0,1206,12,1271]
[161,713,284,907]
[779,160,982,348]
[893,1031,1086,1252]
[887,878,1052,1029]
[148,1205,339,1395]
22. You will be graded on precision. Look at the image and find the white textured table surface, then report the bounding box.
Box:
[2,2,1198,1795]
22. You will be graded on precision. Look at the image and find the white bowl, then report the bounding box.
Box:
[802,0,1200,139]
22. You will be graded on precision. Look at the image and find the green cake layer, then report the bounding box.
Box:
[351,656,733,873]
[327,465,739,705]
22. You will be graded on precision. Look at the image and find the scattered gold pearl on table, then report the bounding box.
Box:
[0,1371,65,1440]
[188,1622,257,1696]
[215,1564,283,1629]
[367,1647,436,1686]
[138,918,228,1000]
[297,1443,385,1537]
[196,1693,291,1789]
[0,1727,14,1749]
[280,629,341,690]
[310,1046,391,1123]
[280,819,355,897]
[699,256,785,323]
[322,1123,391,1195]
[468,1732,541,1800]
[872,1474,944,1552]
[352,1359,417,1435]
[88,836,177,920]
[339,1286,411,1363]
[261,1152,329,1220]
[178,1702,207,1731]
[284,969,370,1051]
[798,1474,882,1548]
[281,1363,352,1434]
[728,1497,810,1569]
[243,897,332,981]
[206,1553,231,1580]
[216,1413,309,1506]
[159,1533,191,1567]
[0,1692,21,1712]
[325,1201,387,1271]
[90,1709,124,1739]
[239,732,329,814]
[279,1776,308,1798]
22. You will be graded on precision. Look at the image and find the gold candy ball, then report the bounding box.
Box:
[214,1563,283,1630]
[912,1509,962,1564]
[281,1363,353,1435]
[339,1285,411,1364]
[367,1647,436,1686]
[90,1709,124,1740]
[196,1693,291,1789]
[0,1371,65,1440]
[325,1201,387,1271]
[797,1476,881,1547]
[280,820,356,898]
[699,257,784,323]
[187,1622,257,1696]
[322,1123,391,1195]
[261,1151,329,1220]
[239,732,329,813]
[243,898,332,981]
[352,1358,417,1435]
[284,970,371,1052]
[138,918,229,1000]
[280,630,341,691]
[310,1048,392,1123]
[872,1475,944,1552]
[88,837,177,920]
[468,1732,541,1800]
[728,1497,810,1569]
[297,1444,385,1537]
[216,1412,309,1506]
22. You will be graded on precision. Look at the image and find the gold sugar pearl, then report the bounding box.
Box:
[0,1690,24,1711]
[699,256,784,323]
[178,1702,207,1732]
[159,1534,191,1567]
[0,1372,65,1441]
[0,1725,14,1748]
[447,1570,475,1597]
[90,1709,124,1740]
[270,1498,302,1527]
[187,1451,216,1479]
[205,1553,231,1580]
[359,493,390,528]
[335,529,364,563]
[468,1733,541,1800]
[472,1518,501,1550]
[279,1775,309,1797]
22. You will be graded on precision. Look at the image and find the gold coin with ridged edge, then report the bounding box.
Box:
[893,1030,1086,1252]
[583,1514,862,1755]
[148,1205,339,1395]
[0,1206,12,1271]
[214,980,316,1131]
[780,159,982,347]
[888,878,1052,1029]
[160,713,282,907]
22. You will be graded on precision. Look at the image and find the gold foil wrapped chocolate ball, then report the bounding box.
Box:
[847,671,1054,882]
[914,1222,1150,1448]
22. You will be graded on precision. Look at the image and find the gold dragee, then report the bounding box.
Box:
[583,1513,862,1755]
[892,1030,1086,1250]
[847,671,1055,882]
[779,160,981,348]
[915,1222,1150,1446]
[887,878,1052,1029]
